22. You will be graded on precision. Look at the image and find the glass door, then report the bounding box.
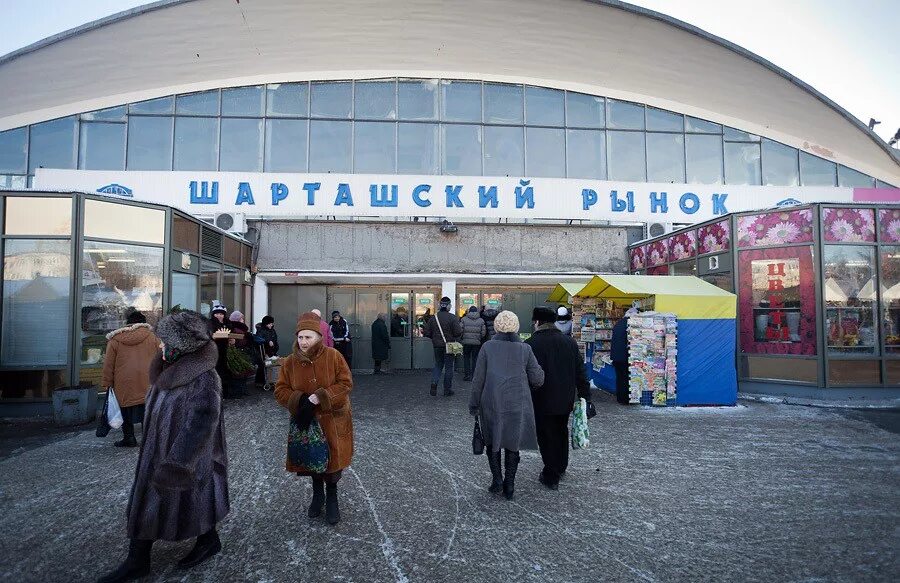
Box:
[389,292,412,369]
[413,292,437,368]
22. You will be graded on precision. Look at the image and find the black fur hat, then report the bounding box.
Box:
[532,306,557,325]
[155,310,211,354]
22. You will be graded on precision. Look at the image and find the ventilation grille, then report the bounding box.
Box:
[201,228,223,259]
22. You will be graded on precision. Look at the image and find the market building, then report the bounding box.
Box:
[0,0,898,410]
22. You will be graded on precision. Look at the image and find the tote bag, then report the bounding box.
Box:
[287,417,330,474]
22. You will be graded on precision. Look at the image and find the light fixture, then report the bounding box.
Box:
[439,220,458,233]
[85,249,126,254]
[107,258,136,263]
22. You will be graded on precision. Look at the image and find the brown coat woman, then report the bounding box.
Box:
[275,311,353,525]
[101,311,159,447]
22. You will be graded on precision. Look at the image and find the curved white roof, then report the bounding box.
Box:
[1,0,898,184]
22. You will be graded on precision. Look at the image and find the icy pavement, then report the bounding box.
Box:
[1,372,898,583]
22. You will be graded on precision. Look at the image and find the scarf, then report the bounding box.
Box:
[162,345,183,364]
[295,340,324,363]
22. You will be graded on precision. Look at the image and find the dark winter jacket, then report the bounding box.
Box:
[126,341,229,541]
[526,324,591,416]
[330,317,351,344]
[371,317,390,361]
[460,310,487,346]
[611,317,630,364]
[255,323,279,357]
[482,308,500,340]
[208,317,233,378]
[230,321,251,351]
[423,309,463,348]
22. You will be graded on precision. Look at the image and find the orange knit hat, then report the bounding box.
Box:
[296,311,323,335]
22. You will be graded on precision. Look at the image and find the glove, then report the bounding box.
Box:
[294,397,316,431]
[586,401,597,419]
[469,406,479,416]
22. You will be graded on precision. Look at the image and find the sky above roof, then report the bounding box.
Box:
[1,0,897,144]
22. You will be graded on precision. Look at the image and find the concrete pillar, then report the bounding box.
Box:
[441,279,457,312]
[253,275,269,321]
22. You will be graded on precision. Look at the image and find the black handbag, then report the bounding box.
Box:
[472,417,485,455]
[95,389,111,438]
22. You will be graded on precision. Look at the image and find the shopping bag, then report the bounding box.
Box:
[287,418,330,474]
[571,397,590,450]
[107,388,124,429]
[95,389,111,437]
[472,417,485,455]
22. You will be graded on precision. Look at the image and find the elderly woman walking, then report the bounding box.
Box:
[275,312,354,525]
[97,311,229,583]
[469,310,544,500]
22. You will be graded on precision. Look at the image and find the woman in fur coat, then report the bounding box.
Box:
[275,312,353,525]
[97,311,230,583]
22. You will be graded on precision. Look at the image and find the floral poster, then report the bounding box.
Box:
[668,231,697,262]
[699,220,730,254]
[738,246,817,355]
[737,209,814,248]
[647,265,669,276]
[646,240,667,267]
[630,246,646,271]
[879,209,900,243]
[822,208,875,243]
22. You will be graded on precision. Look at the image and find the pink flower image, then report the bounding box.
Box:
[879,209,900,243]
[630,246,646,271]
[699,220,730,254]
[828,218,853,241]
[739,209,813,247]
[667,231,696,261]
[823,207,875,243]
[889,220,900,242]
[762,221,801,245]
[647,241,667,266]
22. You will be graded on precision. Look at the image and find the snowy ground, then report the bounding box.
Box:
[1,371,898,583]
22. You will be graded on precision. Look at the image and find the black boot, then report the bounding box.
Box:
[96,539,152,583]
[486,448,503,494]
[503,450,520,500]
[308,477,325,518]
[177,529,221,569]
[430,383,437,396]
[325,483,340,525]
[114,422,138,448]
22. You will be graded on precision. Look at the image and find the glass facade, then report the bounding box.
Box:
[0,78,887,188]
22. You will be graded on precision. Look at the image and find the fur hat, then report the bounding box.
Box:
[155,311,211,355]
[211,302,227,316]
[126,311,146,325]
[261,315,275,326]
[229,311,244,322]
[296,312,323,335]
[493,310,520,334]
[532,306,557,325]
[439,296,451,309]
[331,310,341,318]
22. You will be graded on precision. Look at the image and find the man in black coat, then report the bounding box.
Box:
[525,306,593,490]
[610,310,634,405]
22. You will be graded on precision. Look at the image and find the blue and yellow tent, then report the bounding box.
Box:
[575,275,737,406]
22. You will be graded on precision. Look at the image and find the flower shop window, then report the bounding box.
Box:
[698,220,730,254]
[822,207,875,243]
[739,246,816,355]
[824,246,878,355]
[879,209,900,244]
[629,246,646,272]
[880,246,900,354]
[738,208,813,248]
[667,231,696,263]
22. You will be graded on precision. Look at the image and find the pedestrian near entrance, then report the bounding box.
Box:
[482,305,500,340]
[460,305,486,381]
[254,315,279,385]
[208,302,238,398]
[310,309,334,348]
[371,313,390,374]
[330,310,353,367]
[526,307,594,490]
[611,308,637,405]
[555,306,573,336]
[274,312,354,526]
[423,296,463,396]
[97,311,229,583]
[100,311,159,448]
[469,310,544,500]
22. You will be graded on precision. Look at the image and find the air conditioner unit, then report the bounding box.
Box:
[214,212,247,234]
[647,222,674,238]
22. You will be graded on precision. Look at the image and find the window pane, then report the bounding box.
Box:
[172,272,199,312]
[172,215,199,253]
[838,165,875,188]
[0,128,27,174]
[200,260,220,317]
[824,245,877,355]
[354,80,397,120]
[354,121,396,173]
[724,126,759,142]
[5,197,72,235]
[484,126,524,176]
[309,120,351,172]
[398,79,439,120]
[84,199,165,244]
[441,80,482,122]
[221,86,264,116]
[129,96,174,115]
[310,82,352,118]
[2,240,71,367]
[762,139,799,186]
[725,142,761,185]
[174,117,219,170]
[0,175,27,189]
[685,134,723,184]
[525,86,564,127]
[398,123,438,174]
[80,242,164,365]
[126,116,172,170]
[566,92,604,128]
[266,82,308,117]
[647,132,685,182]
[28,116,76,173]
[442,124,482,175]
[81,106,126,122]
[265,119,307,172]
[607,100,644,130]
[176,90,219,116]
[79,123,125,170]
[881,246,900,354]
[525,127,564,177]
[646,108,683,132]
[686,116,721,133]
[607,130,646,181]
[800,152,836,186]
[483,83,523,124]
[220,118,263,171]
[566,129,606,179]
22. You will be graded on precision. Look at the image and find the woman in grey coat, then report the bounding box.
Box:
[98,311,230,583]
[469,311,544,500]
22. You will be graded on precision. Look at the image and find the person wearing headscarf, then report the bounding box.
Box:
[469,311,544,500]
[274,312,354,525]
[97,311,229,583]
[329,310,353,367]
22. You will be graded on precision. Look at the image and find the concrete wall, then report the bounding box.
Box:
[253,221,640,274]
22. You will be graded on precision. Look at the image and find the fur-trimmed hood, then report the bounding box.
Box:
[106,323,153,343]
[150,341,218,390]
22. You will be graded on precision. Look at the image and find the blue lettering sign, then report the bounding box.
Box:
[303,182,321,206]
[582,188,598,211]
[370,184,399,207]
[271,183,289,206]
[235,182,255,205]
[412,184,432,207]
[679,192,700,214]
[445,185,464,208]
[189,181,219,204]
[610,190,635,213]
[334,183,354,207]
[515,180,534,209]
[650,191,668,214]
[713,193,729,215]
[478,186,498,208]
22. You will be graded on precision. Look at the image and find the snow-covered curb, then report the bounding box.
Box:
[739,392,900,410]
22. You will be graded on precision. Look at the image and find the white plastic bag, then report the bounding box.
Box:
[107,388,123,429]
